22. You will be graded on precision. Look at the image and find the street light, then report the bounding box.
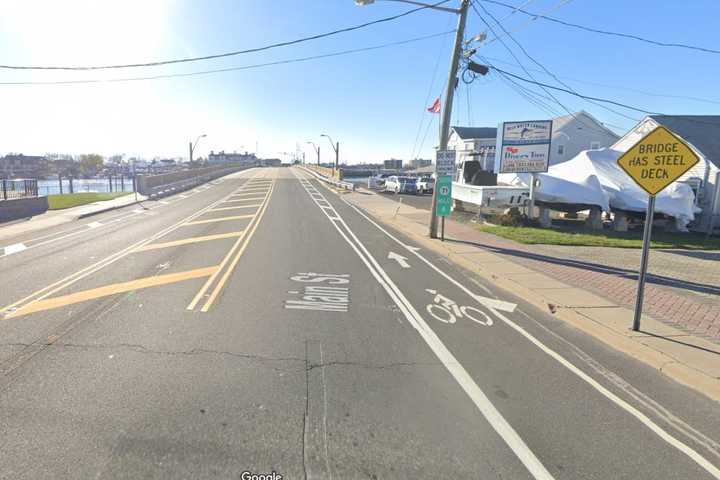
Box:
[189,134,207,167]
[320,134,340,175]
[355,0,470,239]
[306,141,321,166]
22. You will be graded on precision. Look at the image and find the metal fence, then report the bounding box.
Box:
[1,179,38,200]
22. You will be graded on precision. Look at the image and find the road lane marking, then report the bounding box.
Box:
[339,183,720,479]
[221,197,266,203]
[0,187,240,317]
[198,183,274,312]
[1,170,266,313]
[229,191,268,197]
[293,170,555,480]
[186,185,272,311]
[86,221,103,229]
[133,231,245,252]
[5,266,218,319]
[3,243,27,256]
[208,204,262,212]
[183,215,255,226]
[388,251,410,268]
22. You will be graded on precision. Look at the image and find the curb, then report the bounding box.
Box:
[358,208,720,403]
[76,200,144,220]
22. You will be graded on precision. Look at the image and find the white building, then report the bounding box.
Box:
[447,126,497,171]
[448,112,619,173]
[548,111,619,165]
[613,115,720,233]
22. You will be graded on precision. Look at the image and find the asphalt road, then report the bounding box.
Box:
[1,167,719,479]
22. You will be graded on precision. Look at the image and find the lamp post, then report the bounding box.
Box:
[355,0,470,238]
[189,134,207,168]
[320,134,340,177]
[307,142,320,166]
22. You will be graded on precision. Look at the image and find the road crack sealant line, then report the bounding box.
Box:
[0,172,266,320]
[336,189,720,479]
[291,168,556,480]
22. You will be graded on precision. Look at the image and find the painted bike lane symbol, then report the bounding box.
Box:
[425,289,493,326]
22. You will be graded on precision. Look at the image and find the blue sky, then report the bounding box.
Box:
[0,0,718,164]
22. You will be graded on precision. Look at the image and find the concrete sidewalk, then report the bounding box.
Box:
[343,188,720,402]
[0,193,145,242]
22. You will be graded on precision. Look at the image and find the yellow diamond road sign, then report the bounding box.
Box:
[617,126,700,196]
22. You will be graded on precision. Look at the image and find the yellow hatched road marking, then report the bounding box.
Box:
[209,205,261,212]
[183,215,254,226]
[201,184,274,312]
[187,181,274,312]
[6,266,218,319]
[222,197,266,203]
[230,191,268,197]
[133,231,244,252]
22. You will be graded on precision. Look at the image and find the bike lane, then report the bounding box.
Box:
[302,174,719,480]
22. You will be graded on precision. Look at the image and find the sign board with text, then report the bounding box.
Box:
[496,120,553,174]
[435,150,456,176]
[435,175,453,217]
[616,126,699,195]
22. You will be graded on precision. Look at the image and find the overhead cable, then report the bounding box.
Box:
[0,1,451,71]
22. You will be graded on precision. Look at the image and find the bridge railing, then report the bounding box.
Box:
[1,178,38,201]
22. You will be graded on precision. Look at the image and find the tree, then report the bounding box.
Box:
[77,153,104,177]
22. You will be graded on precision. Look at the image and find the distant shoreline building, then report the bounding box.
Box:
[0,154,48,179]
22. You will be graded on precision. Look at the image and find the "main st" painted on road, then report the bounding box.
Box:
[285,272,350,312]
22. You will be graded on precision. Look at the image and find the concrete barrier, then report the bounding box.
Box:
[137,166,249,199]
[0,197,49,223]
[300,166,355,191]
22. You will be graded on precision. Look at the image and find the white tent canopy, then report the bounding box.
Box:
[498,148,699,227]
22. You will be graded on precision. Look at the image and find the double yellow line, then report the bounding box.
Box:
[1,172,267,320]
[186,179,275,313]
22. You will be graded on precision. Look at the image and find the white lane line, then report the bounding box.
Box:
[341,195,720,479]
[86,221,103,229]
[3,243,27,256]
[293,171,555,480]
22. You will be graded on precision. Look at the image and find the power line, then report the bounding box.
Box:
[480,0,720,55]
[0,0,451,71]
[0,31,455,86]
[473,0,639,123]
[484,0,574,46]
[469,1,582,124]
[490,66,659,114]
[491,65,720,127]
[481,55,720,106]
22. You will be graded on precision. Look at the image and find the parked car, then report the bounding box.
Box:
[384,176,418,194]
[368,173,391,189]
[417,176,435,194]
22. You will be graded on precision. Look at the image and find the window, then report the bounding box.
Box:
[557,144,565,155]
[590,141,601,150]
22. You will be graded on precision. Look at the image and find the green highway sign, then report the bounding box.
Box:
[435,175,453,217]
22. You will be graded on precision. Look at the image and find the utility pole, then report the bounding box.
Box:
[429,0,470,239]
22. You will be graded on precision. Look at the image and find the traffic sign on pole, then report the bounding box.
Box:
[616,126,699,195]
[617,126,700,331]
[435,175,453,217]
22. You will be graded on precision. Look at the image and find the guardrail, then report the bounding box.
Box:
[300,166,355,191]
[1,179,38,201]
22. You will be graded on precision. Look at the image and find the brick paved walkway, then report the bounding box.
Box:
[427,215,720,341]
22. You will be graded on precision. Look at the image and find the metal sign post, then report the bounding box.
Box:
[616,125,699,331]
[435,175,453,242]
[528,173,538,218]
[632,195,655,331]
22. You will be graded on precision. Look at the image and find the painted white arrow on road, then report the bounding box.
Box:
[388,251,410,268]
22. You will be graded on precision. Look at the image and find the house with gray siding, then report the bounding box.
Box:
[549,111,620,165]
